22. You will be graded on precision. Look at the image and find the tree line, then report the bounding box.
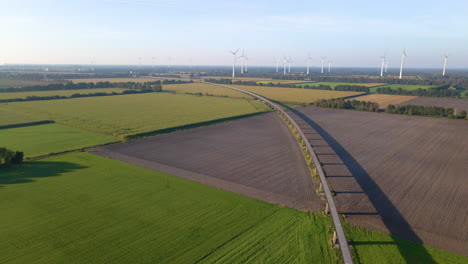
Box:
[0,88,162,103]
[375,86,463,97]
[0,147,23,166]
[0,80,189,93]
[314,99,379,112]
[385,104,467,119]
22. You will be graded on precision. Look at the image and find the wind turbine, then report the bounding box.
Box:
[168,56,172,68]
[189,57,192,70]
[275,56,281,73]
[306,53,312,75]
[442,54,448,76]
[380,55,386,77]
[90,59,94,72]
[283,56,287,75]
[229,49,239,78]
[244,55,249,73]
[287,57,292,73]
[385,58,389,73]
[399,49,407,79]
[321,56,326,74]
[328,60,332,73]
[239,49,245,74]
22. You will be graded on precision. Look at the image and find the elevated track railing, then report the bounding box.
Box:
[203,82,353,264]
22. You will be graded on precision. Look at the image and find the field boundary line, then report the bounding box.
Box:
[203,81,354,264]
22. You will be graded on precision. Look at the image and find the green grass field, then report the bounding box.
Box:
[369,84,435,93]
[164,83,251,99]
[0,124,118,158]
[0,93,270,137]
[0,79,54,89]
[296,82,386,89]
[0,153,339,263]
[0,88,126,100]
[0,152,464,263]
[231,85,363,103]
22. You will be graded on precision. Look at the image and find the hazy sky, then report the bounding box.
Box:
[1,0,467,68]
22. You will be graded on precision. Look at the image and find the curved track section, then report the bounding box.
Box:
[204,82,353,264]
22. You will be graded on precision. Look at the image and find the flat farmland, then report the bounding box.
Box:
[297,82,386,89]
[231,85,363,104]
[93,113,322,211]
[369,84,435,92]
[0,88,126,100]
[0,93,270,137]
[293,107,468,255]
[0,79,55,89]
[0,123,118,157]
[163,83,252,99]
[398,97,468,114]
[0,152,339,263]
[67,78,162,83]
[352,94,418,109]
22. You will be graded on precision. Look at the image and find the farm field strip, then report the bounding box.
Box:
[94,113,322,211]
[295,107,468,256]
[0,93,270,137]
[351,94,418,109]
[398,96,468,113]
[0,123,119,158]
[297,82,386,89]
[67,78,164,83]
[231,85,363,104]
[163,83,252,99]
[0,152,339,264]
[0,88,126,100]
[369,84,435,92]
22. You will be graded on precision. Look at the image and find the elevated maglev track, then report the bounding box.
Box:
[204,82,354,264]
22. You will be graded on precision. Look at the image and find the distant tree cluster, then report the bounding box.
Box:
[0,80,187,93]
[334,85,370,92]
[314,99,379,112]
[0,88,161,103]
[384,104,466,119]
[301,84,332,90]
[0,147,23,166]
[376,86,461,97]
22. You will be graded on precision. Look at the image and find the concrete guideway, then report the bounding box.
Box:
[203,82,354,264]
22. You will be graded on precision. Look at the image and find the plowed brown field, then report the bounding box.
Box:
[291,107,468,255]
[92,113,323,211]
[352,94,417,109]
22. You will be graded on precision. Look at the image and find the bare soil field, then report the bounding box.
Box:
[352,94,417,109]
[398,97,468,114]
[92,113,322,211]
[290,107,468,255]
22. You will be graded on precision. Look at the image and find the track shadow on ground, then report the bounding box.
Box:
[0,161,87,187]
[285,106,436,263]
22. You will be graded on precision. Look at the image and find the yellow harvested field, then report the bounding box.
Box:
[163,83,252,99]
[352,94,418,109]
[231,85,363,104]
[68,78,162,83]
[0,88,126,100]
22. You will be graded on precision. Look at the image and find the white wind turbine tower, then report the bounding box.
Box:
[244,53,249,73]
[275,56,281,73]
[321,56,326,74]
[239,49,245,74]
[287,57,293,73]
[385,58,389,73]
[442,54,448,76]
[328,60,332,73]
[90,59,94,72]
[229,49,239,78]
[399,50,407,79]
[306,53,312,75]
[380,55,386,77]
[168,56,172,68]
[189,58,192,70]
[283,56,287,75]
